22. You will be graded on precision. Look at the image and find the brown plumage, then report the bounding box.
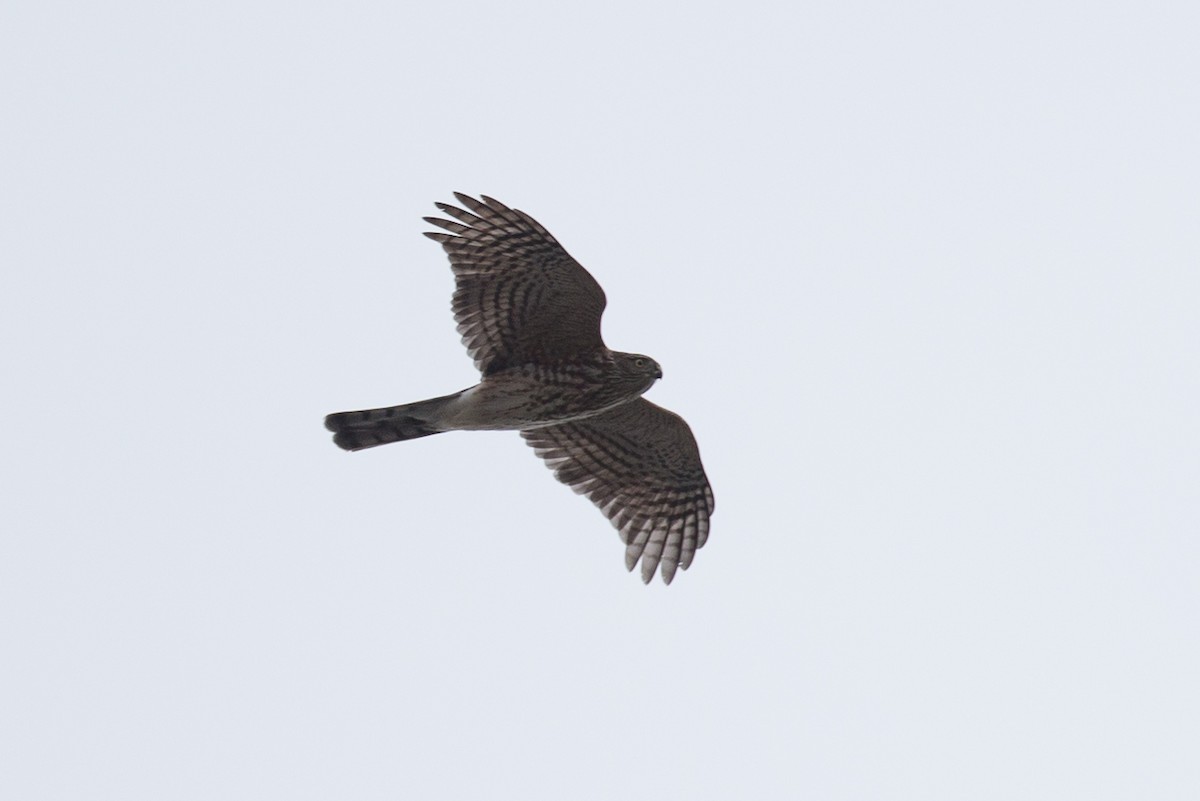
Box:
[325,194,714,583]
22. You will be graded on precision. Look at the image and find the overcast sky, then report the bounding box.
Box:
[2,1,1198,799]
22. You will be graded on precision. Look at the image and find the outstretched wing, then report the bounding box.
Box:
[521,399,715,584]
[424,194,607,375]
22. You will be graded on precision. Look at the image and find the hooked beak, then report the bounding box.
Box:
[654,366,664,379]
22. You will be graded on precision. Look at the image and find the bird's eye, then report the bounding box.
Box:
[635,358,645,367]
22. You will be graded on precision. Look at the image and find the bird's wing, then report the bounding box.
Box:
[521,398,715,584]
[424,194,607,375]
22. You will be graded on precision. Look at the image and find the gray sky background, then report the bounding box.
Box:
[2,2,1198,799]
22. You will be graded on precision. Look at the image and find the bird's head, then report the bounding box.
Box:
[613,351,663,393]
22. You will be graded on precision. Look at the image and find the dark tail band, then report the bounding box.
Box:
[324,395,456,451]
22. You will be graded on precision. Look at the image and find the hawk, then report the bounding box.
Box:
[325,194,714,584]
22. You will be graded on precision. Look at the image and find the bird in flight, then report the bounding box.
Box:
[325,194,714,583]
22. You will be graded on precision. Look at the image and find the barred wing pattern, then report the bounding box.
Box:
[424,194,608,375]
[522,399,714,584]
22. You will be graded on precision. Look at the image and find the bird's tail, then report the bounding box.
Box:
[324,393,460,451]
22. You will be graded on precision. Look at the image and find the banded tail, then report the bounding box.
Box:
[324,393,458,451]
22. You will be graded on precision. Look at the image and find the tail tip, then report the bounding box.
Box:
[332,430,367,451]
